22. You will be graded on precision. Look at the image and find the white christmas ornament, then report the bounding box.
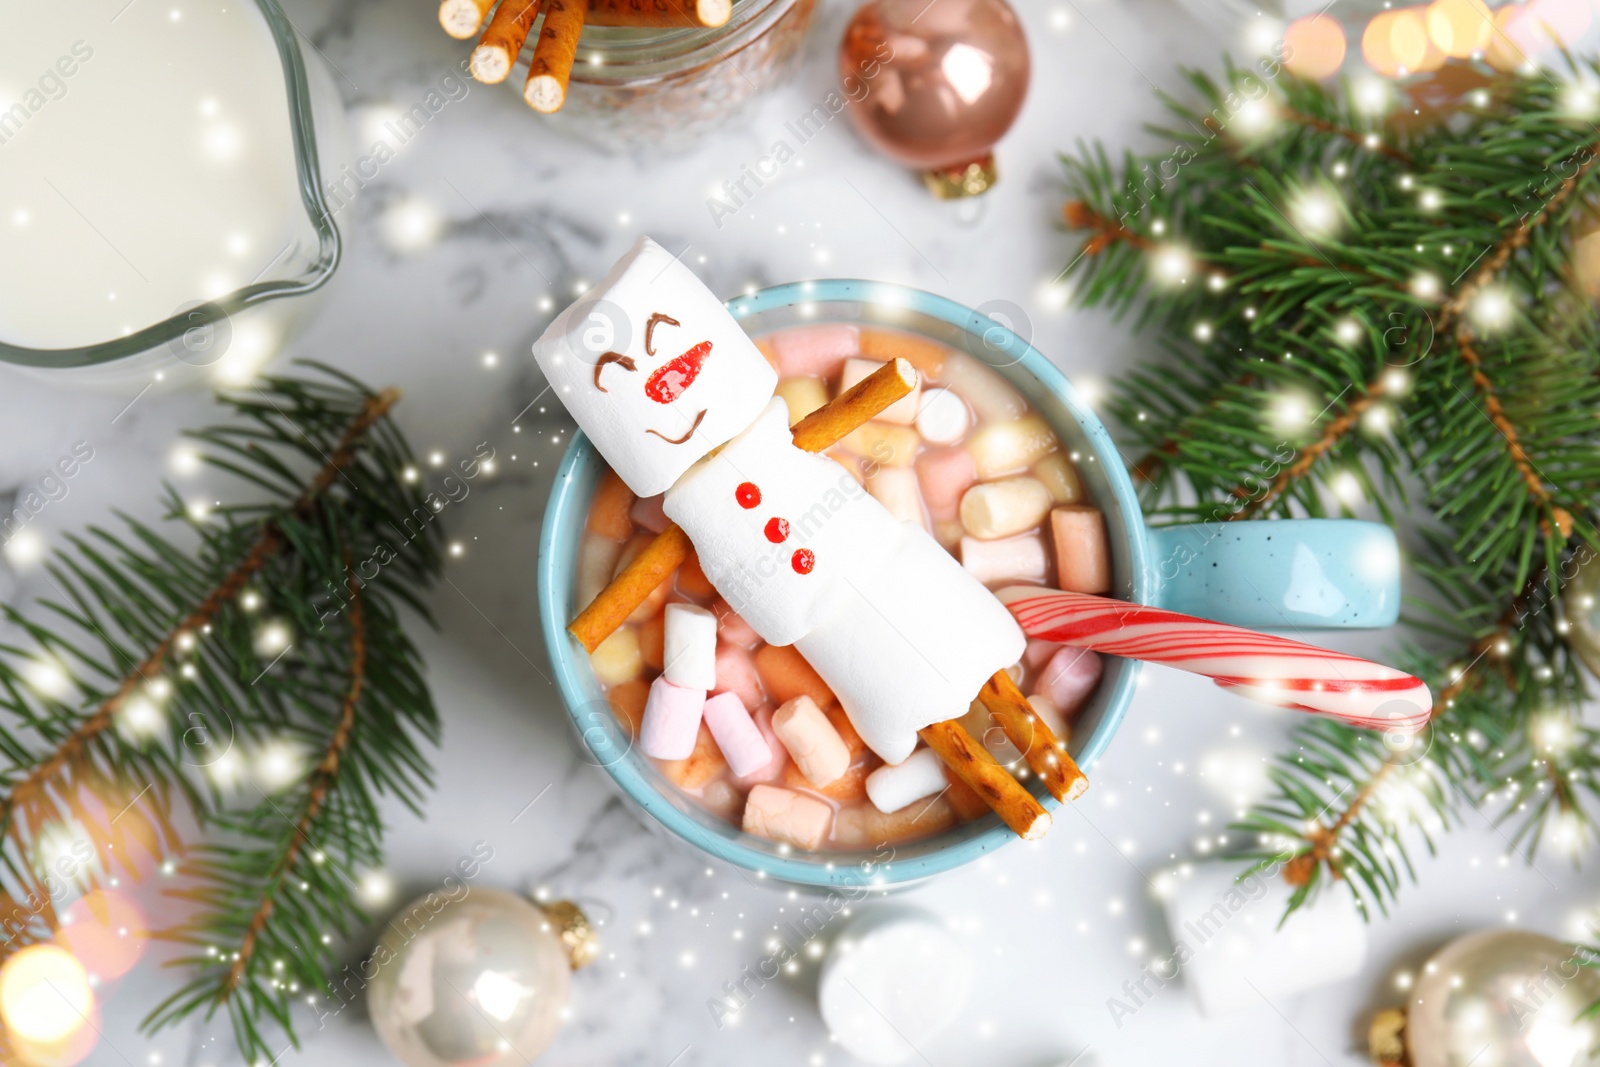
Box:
[818,908,972,1065]
[1154,861,1366,1017]
[531,236,777,497]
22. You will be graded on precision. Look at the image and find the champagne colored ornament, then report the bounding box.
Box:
[367,888,597,1067]
[1564,548,1600,679]
[1386,930,1600,1067]
[839,0,1030,198]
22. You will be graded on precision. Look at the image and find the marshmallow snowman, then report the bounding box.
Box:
[535,236,1025,764]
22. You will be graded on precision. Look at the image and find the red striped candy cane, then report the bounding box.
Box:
[996,587,1432,732]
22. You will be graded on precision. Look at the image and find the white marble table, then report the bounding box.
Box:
[1,1,1592,1065]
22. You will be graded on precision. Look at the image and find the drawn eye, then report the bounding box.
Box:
[645,311,680,356]
[593,351,636,392]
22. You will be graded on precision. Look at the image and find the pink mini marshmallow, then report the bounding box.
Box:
[916,446,978,521]
[703,691,772,778]
[713,599,761,649]
[742,784,833,850]
[770,324,859,379]
[1051,505,1112,594]
[1034,647,1103,714]
[630,493,669,534]
[734,705,790,785]
[639,676,706,760]
[713,642,765,712]
[771,695,851,787]
[1023,639,1062,671]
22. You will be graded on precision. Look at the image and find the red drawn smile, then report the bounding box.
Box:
[645,340,712,404]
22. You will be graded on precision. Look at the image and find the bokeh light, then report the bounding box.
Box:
[59,891,147,981]
[1283,15,1347,80]
[0,945,94,1045]
[1363,11,1404,76]
[1426,0,1493,58]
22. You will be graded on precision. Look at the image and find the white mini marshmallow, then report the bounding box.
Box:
[865,748,947,813]
[1158,862,1366,1016]
[531,236,777,497]
[960,532,1049,586]
[662,602,717,690]
[840,357,921,424]
[865,467,928,530]
[914,387,970,444]
[796,524,1025,764]
[664,399,906,646]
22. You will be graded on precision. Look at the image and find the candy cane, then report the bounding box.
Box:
[996,587,1433,732]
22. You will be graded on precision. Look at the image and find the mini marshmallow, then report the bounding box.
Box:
[735,705,790,785]
[663,602,718,689]
[742,784,833,850]
[839,421,920,467]
[1159,861,1366,1015]
[915,386,970,444]
[1022,638,1061,671]
[754,643,835,709]
[1035,647,1102,714]
[589,627,643,686]
[665,399,907,646]
[1027,692,1069,742]
[575,536,622,615]
[840,357,921,425]
[967,415,1056,478]
[630,493,670,533]
[770,323,858,378]
[817,909,972,1065]
[866,467,928,529]
[702,691,772,778]
[1033,452,1083,504]
[713,642,765,710]
[531,236,777,497]
[859,328,947,378]
[941,354,1027,421]
[865,748,948,814]
[660,722,725,789]
[712,600,760,648]
[916,447,978,521]
[639,675,706,759]
[960,532,1049,586]
[1051,505,1112,594]
[775,376,830,426]
[772,695,851,787]
[587,470,635,540]
[797,524,1026,764]
[959,476,1054,540]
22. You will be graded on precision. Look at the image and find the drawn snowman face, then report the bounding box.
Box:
[533,236,778,498]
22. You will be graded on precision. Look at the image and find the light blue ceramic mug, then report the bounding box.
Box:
[537,280,1402,888]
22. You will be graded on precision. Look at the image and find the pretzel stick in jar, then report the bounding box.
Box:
[584,0,732,27]
[471,0,543,83]
[441,0,496,38]
[568,358,918,652]
[524,0,587,113]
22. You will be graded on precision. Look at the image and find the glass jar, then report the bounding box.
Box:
[537,0,817,152]
[0,0,346,387]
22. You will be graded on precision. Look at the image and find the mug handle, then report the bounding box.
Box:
[1143,518,1401,629]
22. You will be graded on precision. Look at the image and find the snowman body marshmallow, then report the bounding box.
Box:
[535,237,1024,765]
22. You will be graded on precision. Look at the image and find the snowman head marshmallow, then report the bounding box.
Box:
[532,236,778,498]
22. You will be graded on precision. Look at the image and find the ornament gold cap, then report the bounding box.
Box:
[922,153,998,199]
[539,900,599,970]
[1367,1006,1408,1066]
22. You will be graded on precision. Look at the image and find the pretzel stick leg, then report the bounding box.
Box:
[979,671,1088,802]
[569,358,916,651]
[920,720,1051,840]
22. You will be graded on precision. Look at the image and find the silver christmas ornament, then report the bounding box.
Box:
[367,889,596,1067]
[1405,930,1600,1067]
